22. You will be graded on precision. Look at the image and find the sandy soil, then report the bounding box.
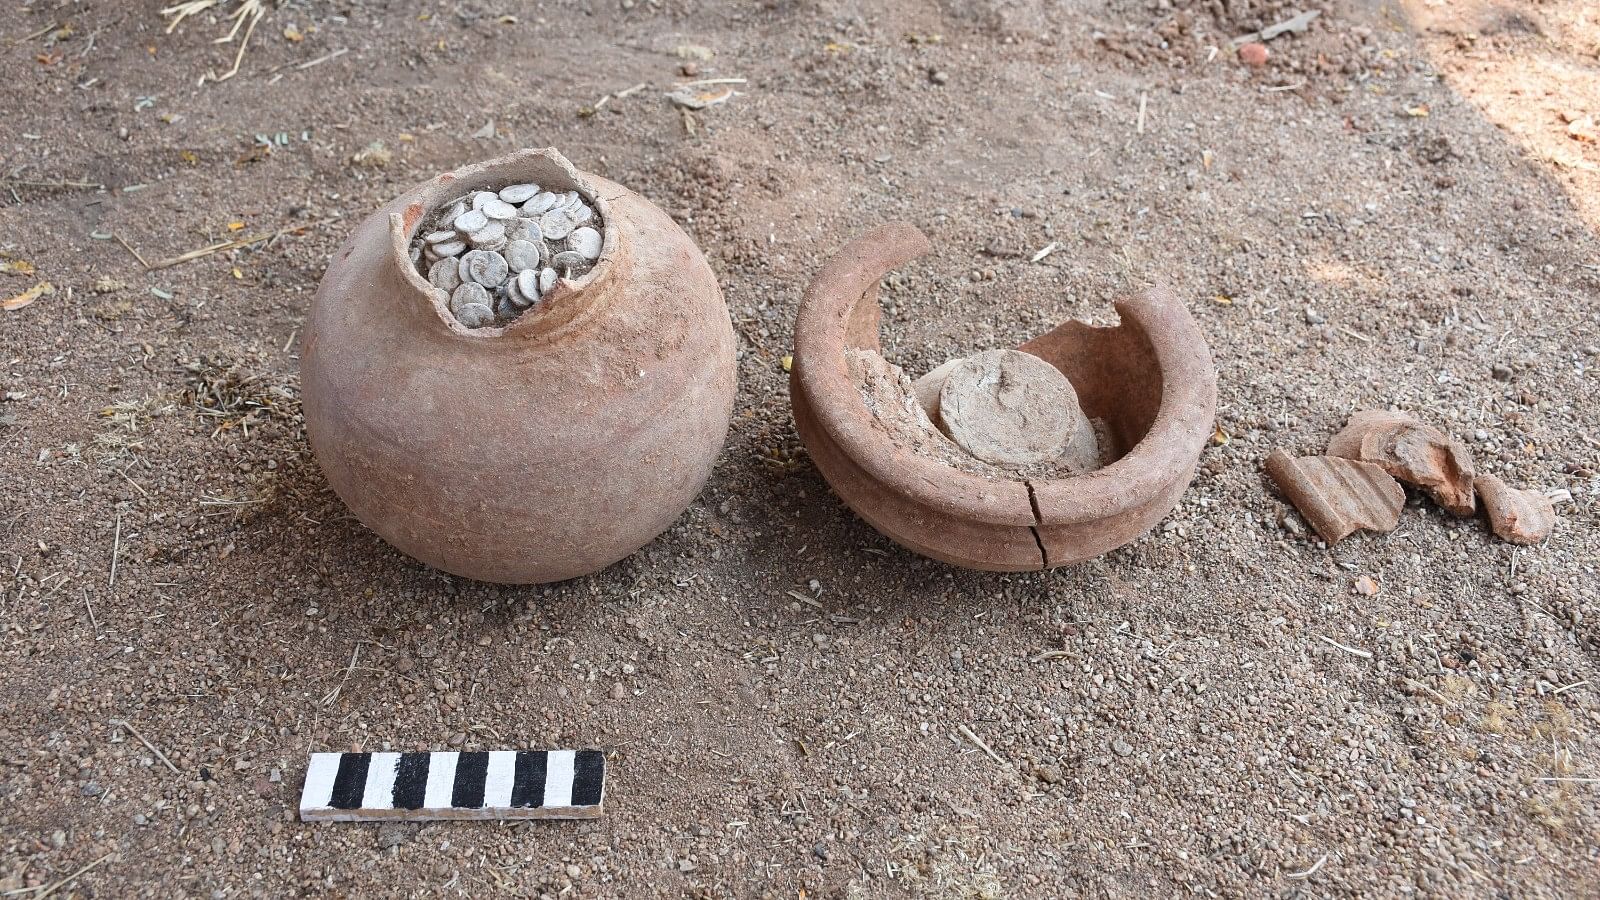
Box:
[2,0,1598,896]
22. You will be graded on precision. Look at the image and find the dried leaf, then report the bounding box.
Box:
[227,221,246,231]
[283,26,304,42]
[1405,105,1430,118]
[0,260,37,277]
[4,281,54,311]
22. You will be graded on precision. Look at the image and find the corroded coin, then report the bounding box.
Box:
[504,239,543,272]
[449,281,490,315]
[459,249,509,287]
[937,349,1083,467]
[454,301,495,328]
[540,209,575,241]
[567,227,601,260]
[428,257,462,291]
[498,183,541,204]
[453,208,489,234]
[481,198,519,221]
[430,238,466,258]
[442,200,468,223]
[568,203,594,225]
[506,274,531,308]
[423,229,456,245]
[515,269,541,304]
[520,191,558,215]
[470,191,499,210]
[466,222,506,251]
[552,250,587,271]
[506,217,544,244]
[538,266,557,294]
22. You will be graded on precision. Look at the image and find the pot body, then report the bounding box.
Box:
[790,224,1216,572]
[302,149,735,583]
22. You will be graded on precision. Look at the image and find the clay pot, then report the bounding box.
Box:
[301,149,736,583]
[790,223,1217,571]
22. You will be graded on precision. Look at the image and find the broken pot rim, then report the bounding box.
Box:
[793,221,1216,528]
[387,147,624,342]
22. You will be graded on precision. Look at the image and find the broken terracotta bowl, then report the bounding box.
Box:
[301,148,736,583]
[790,223,1217,571]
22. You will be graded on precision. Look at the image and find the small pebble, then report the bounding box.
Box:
[1239,42,1269,67]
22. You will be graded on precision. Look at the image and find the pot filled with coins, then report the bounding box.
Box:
[301,148,737,583]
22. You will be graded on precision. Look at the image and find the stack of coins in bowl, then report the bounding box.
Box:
[408,184,604,328]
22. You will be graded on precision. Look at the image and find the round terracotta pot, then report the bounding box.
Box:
[791,223,1217,571]
[301,148,736,583]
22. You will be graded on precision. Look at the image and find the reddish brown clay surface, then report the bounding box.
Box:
[1327,409,1477,516]
[1476,474,1557,546]
[301,149,736,583]
[791,223,1217,571]
[1265,449,1406,544]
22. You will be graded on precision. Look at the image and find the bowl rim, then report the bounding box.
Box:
[791,222,1217,528]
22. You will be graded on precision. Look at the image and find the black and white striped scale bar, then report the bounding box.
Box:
[299,750,605,822]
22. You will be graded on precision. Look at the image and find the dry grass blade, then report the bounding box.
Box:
[161,1,221,34]
[144,217,333,271]
[110,719,180,775]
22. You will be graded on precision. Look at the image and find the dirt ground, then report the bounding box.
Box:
[3,0,1598,896]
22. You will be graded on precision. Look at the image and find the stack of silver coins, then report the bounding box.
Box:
[408,184,604,329]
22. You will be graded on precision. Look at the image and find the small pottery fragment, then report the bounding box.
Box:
[790,223,1218,571]
[1327,410,1476,516]
[302,148,737,583]
[1265,449,1405,544]
[1475,475,1556,545]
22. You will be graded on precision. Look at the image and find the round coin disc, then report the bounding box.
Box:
[937,349,1081,467]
